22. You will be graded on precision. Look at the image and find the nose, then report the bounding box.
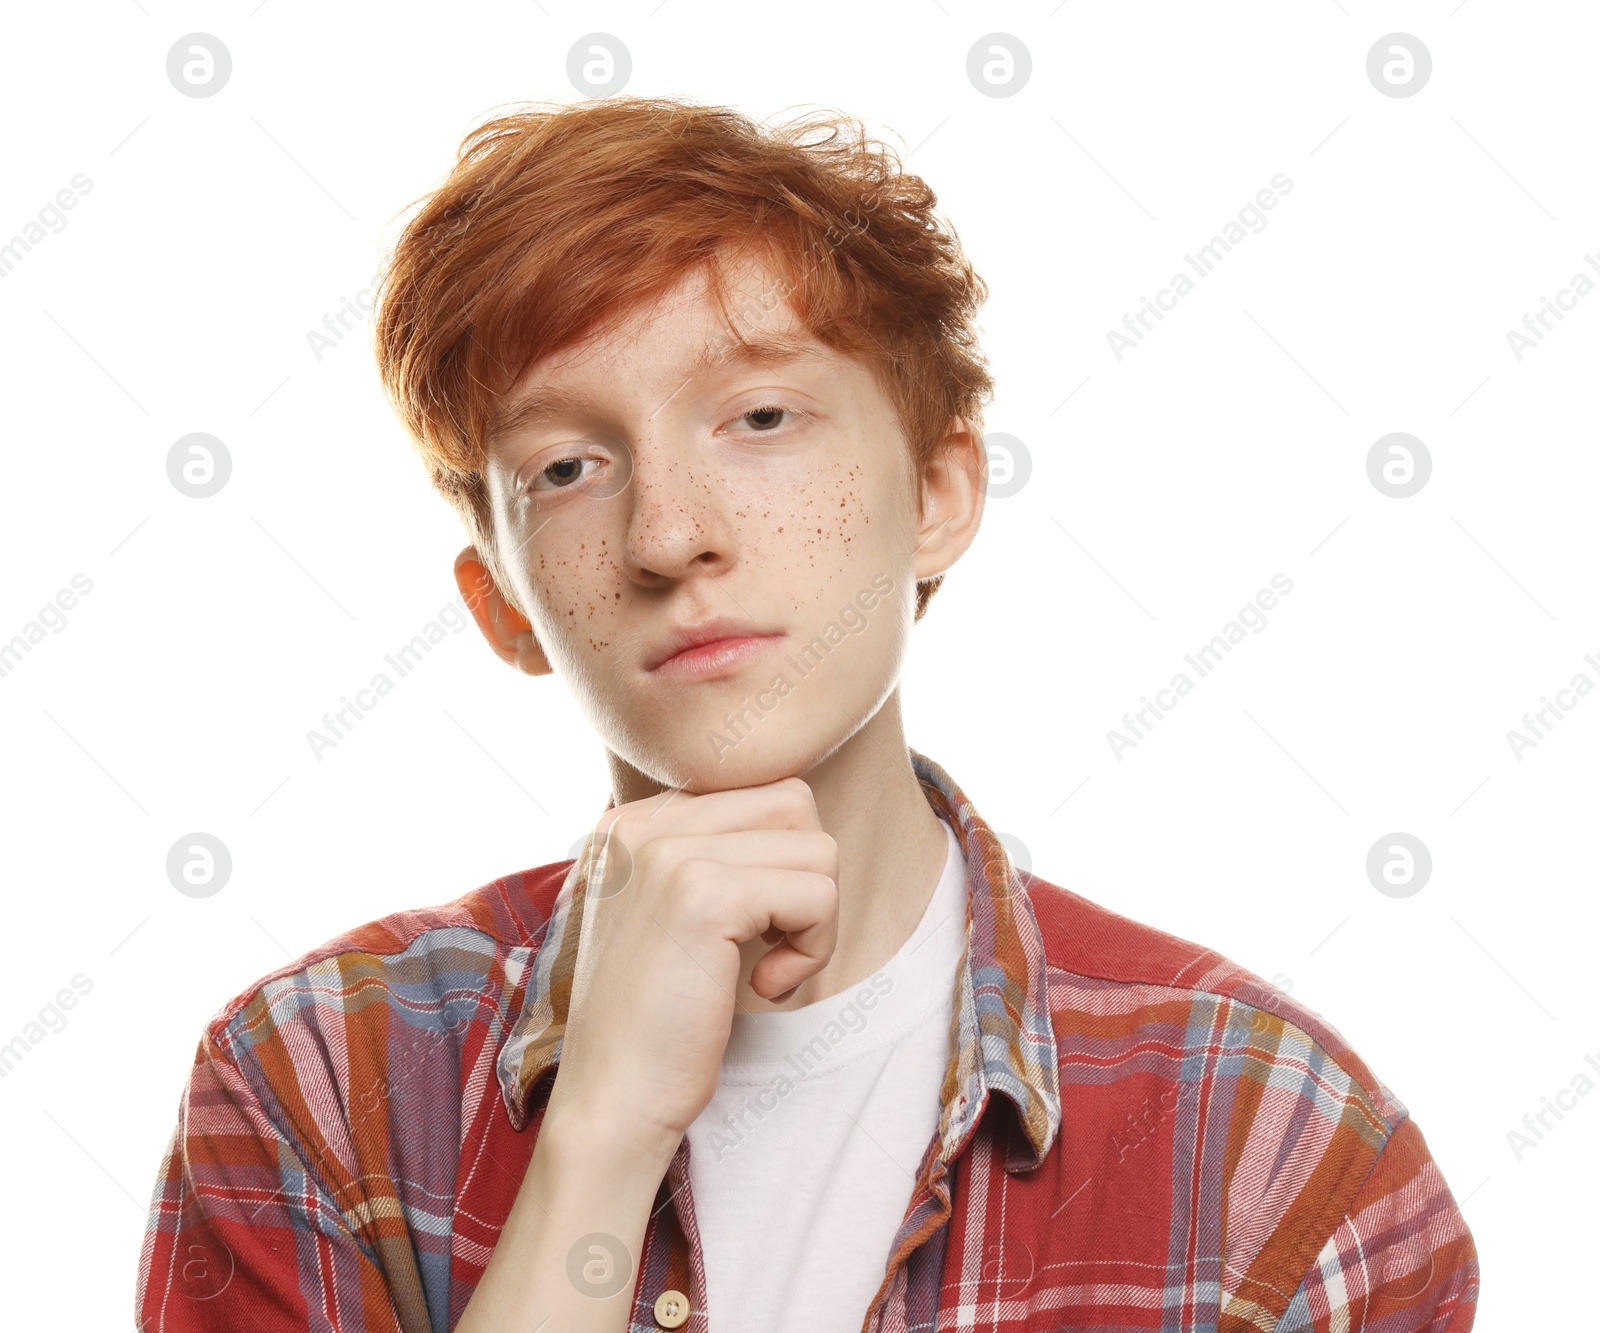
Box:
[621,436,736,584]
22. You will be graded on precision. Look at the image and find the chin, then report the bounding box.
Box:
[620,719,837,796]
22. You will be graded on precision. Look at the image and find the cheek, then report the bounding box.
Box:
[823,463,876,557]
[523,538,626,655]
[727,459,889,585]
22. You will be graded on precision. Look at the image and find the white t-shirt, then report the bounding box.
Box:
[683,815,968,1333]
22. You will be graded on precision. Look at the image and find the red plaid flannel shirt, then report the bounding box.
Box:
[137,749,1479,1330]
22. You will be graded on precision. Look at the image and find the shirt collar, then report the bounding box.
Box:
[496,748,1061,1173]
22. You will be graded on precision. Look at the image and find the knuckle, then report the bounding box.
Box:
[636,835,686,888]
[670,858,720,914]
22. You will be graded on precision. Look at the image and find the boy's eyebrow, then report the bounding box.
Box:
[485,329,823,450]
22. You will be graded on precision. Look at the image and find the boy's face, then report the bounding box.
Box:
[457,252,984,794]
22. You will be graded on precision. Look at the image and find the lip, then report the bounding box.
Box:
[644,616,783,671]
[643,630,780,675]
[646,630,786,680]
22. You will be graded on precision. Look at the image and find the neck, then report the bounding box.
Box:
[605,695,951,1014]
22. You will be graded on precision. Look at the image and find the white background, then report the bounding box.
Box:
[1,2,1591,1327]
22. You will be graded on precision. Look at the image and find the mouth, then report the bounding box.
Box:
[646,632,786,681]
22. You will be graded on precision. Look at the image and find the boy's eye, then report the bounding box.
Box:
[529,456,600,492]
[732,404,796,432]
[531,454,595,492]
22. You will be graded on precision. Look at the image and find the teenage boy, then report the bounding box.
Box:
[137,96,1479,1332]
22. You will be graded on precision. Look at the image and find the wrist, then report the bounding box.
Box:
[538,1085,683,1184]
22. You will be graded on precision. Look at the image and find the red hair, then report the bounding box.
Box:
[372,95,995,622]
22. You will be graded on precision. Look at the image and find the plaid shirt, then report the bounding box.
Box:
[137,749,1479,1331]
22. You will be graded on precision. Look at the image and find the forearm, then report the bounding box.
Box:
[455,1096,680,1333]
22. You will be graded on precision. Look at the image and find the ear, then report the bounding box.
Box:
[454,547,553,677]
[913,415,987,584]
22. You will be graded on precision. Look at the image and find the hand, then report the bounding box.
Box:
[542,776,840,1161]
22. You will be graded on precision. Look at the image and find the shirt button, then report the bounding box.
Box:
[653,1289,690,1328]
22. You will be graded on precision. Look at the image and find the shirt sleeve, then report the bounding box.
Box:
[135,1023,409,1333]
[1272,1116,1480,1332]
